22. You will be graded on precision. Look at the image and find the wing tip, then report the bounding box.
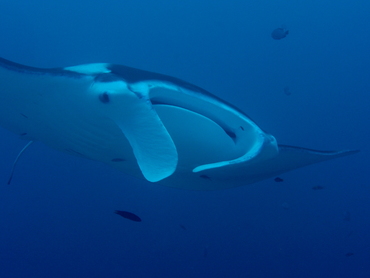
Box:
[278,145,360,157]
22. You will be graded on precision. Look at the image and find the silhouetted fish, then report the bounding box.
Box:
[312,185,324,190]
[345,252,354,257]
[179,224,187,230]
[274,177,284,182]
[114,210,141,222]
[271,27,289,40]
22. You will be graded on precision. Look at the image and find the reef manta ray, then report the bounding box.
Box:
[0,57,357,190]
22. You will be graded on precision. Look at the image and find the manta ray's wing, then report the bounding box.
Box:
[0,58,177,182]
[272,145,359,174]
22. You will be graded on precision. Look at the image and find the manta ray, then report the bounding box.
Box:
[0,57,357,190]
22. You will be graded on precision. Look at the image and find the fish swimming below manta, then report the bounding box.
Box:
[0,57,358,190]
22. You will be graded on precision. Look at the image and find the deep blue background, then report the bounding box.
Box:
[0,1,369,277]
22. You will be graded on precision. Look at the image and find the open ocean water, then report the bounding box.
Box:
[0,1,369,277]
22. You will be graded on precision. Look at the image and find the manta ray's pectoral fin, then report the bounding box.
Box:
[275,145,359,173]
[249,145,360,181]
[8,141,33,184]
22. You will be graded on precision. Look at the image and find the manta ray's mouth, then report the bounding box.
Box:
[150,99,237,142]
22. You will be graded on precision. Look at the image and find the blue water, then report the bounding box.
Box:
[0,1,369,277]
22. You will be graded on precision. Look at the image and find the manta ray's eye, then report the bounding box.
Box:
[99,92,110,103]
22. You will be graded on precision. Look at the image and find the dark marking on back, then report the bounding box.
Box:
[111,158,125,162]
[108,63,255,121]
[99,92,110,103]
[240,126,244,131]
[200,175,211,180]
[109,64,209,95]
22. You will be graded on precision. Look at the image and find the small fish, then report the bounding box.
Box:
[114,210,142,222]
[179,224,187,231]
[274,177,284,182]
[312,185,324,190]
[271,27,289,40]
[345,252,354,257]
